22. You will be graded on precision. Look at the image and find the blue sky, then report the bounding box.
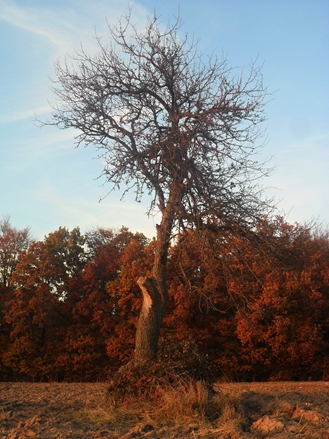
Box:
[0,0,328,239]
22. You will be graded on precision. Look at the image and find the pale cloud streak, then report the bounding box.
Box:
[286,131,329,152]
[0,0,151,122]
[0,0,150,53]
[0,0,72,48]
[1,105,53,124]
[34,178,155,238]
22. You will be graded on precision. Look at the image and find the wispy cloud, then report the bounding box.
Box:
[0,0,71,48]
[0,0,151,53]
[286,131,329,151]
[1,105,53,124]
[34,178,156,238]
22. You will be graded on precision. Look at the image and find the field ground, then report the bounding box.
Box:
[0,381,328,438]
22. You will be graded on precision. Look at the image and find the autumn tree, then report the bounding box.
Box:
[233,219,329,380]
[0,217,31,379]
[46,12,272,366]
[3,227,86,380]
[0,216,31,294]
[2,225,150,380]
[62,227,150,378]
[3,240,64,380]
[165,229,242,376]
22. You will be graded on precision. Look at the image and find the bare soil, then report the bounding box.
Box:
[0,381,328,438]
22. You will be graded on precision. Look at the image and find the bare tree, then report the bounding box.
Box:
[46,12,273,366]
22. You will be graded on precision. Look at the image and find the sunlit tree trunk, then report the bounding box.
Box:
[134,276,167,365]
[134,198,175,365]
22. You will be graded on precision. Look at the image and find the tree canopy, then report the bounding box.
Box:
[50,12,271,232]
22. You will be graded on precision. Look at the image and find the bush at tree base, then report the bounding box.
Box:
[107,338,214,406]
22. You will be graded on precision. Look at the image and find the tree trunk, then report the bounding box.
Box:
[134,276,167,365]
[134,193,176,366]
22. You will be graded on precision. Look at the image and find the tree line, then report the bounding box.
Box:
[0,216,328,382]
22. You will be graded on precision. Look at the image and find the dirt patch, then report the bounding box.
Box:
[0,383,107,438]
[219,382,329,438]
[0,381,329,438]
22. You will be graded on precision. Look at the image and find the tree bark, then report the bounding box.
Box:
[134,193,176,366]
[134,276,167,365]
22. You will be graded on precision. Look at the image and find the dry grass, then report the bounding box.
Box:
[79,379,243,432]
[3,382,328,438]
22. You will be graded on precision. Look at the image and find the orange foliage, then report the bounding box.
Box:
[1,218,329,381]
